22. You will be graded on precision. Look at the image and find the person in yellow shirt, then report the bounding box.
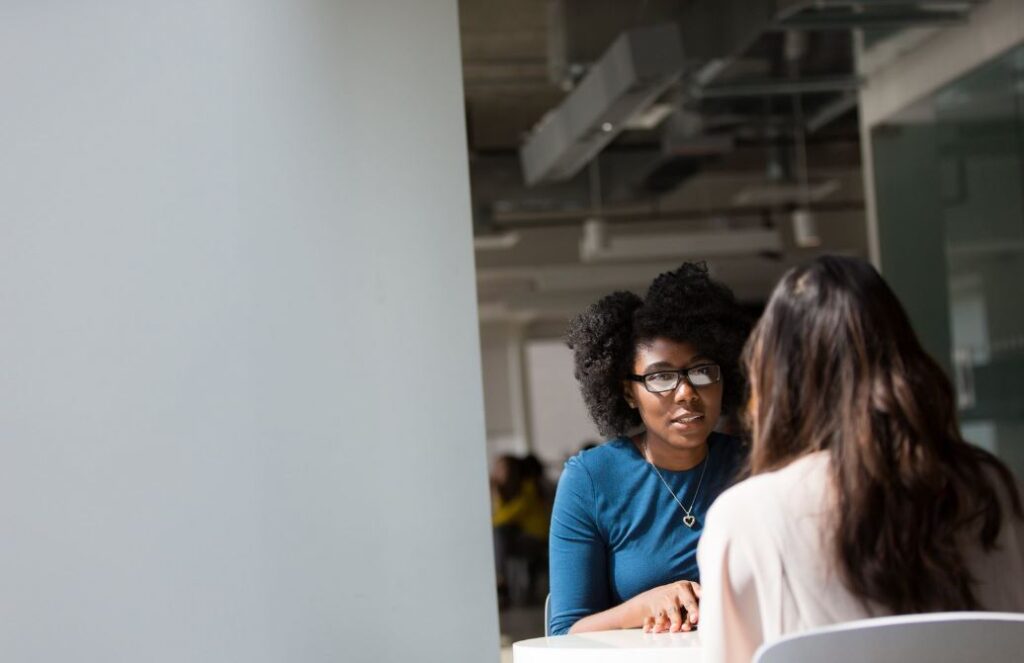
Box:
[491,454,550,605]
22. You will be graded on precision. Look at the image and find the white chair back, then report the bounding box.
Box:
[755,612,1024,663]
[543,593,551,637]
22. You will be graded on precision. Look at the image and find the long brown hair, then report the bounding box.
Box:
[744,255,1021,613]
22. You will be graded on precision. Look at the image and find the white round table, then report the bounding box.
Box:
[513,629,702,662]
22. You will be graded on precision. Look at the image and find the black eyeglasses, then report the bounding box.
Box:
[627,364,722,393]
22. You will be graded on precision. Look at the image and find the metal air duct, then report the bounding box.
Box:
[519,24,684,186]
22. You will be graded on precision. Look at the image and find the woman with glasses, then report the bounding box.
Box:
[697,256,1024,662]
[547,262,751,636]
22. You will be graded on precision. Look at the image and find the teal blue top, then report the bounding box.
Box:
[547,433,744,636]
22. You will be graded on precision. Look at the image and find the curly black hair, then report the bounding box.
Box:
[565,262,751,438]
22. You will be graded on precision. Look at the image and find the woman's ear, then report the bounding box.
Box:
[622,381,638,409]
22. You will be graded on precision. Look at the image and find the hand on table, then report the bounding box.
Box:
[631,580,701,633]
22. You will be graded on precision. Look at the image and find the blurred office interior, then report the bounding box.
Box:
[461,0,1024,646]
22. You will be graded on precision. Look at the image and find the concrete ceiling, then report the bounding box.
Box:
[459,0,556,151]
[458,0,872,332]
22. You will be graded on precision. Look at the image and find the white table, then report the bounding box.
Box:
[513,629,702,662]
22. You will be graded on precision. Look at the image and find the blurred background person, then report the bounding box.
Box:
[699,256,1024,663]
[519,453,554,511]
[491,454,550,608]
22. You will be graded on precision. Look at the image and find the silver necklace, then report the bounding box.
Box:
[642,438,709,529]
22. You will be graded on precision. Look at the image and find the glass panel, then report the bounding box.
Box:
[872,43,1024,478]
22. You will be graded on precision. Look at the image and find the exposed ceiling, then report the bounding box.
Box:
[459,1,984,333]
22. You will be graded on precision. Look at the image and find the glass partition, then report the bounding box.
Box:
[872,43,1024,477]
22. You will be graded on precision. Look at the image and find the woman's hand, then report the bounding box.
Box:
[564,579,702,635]
[629,580,702,633]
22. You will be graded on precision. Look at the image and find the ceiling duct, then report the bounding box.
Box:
[517,0,985,197]
[519,24,684,187]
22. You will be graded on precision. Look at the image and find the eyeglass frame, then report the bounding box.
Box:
[626,363,722,394]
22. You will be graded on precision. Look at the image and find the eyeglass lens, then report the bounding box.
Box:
[644,365,720,392]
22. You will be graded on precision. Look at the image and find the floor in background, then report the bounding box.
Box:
[499,604,545,663]
[500,604,546,643]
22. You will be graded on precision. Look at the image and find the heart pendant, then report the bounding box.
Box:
[683,514,696,528]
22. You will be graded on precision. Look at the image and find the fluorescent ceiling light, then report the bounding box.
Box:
[625,103,675,131]
[473,232,521,251]
[791,208,821,248]
[580,219,781,263]
[732,179,840,207]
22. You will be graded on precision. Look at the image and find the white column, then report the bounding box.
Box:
[480,321,532,459]
[0,2,498,661]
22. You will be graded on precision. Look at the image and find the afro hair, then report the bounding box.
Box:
[565,262,751,438]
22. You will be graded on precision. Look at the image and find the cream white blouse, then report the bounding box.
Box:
[697,452,1024,663]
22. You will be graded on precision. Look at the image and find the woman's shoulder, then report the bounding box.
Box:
[553,439,638,512]
[708,451,830,525]
[563,437,640,481]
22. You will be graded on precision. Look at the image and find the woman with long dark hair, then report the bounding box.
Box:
[697,255,1024,663]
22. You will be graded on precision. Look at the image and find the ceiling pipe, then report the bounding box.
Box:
[490,199,865,227]
[694,76,861,99]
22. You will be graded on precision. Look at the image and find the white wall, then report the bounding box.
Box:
[480,322,530,461]
[524,340,600,473]
[0,2,498,661]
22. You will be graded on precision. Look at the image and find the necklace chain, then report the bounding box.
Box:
[642,437,709,527]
